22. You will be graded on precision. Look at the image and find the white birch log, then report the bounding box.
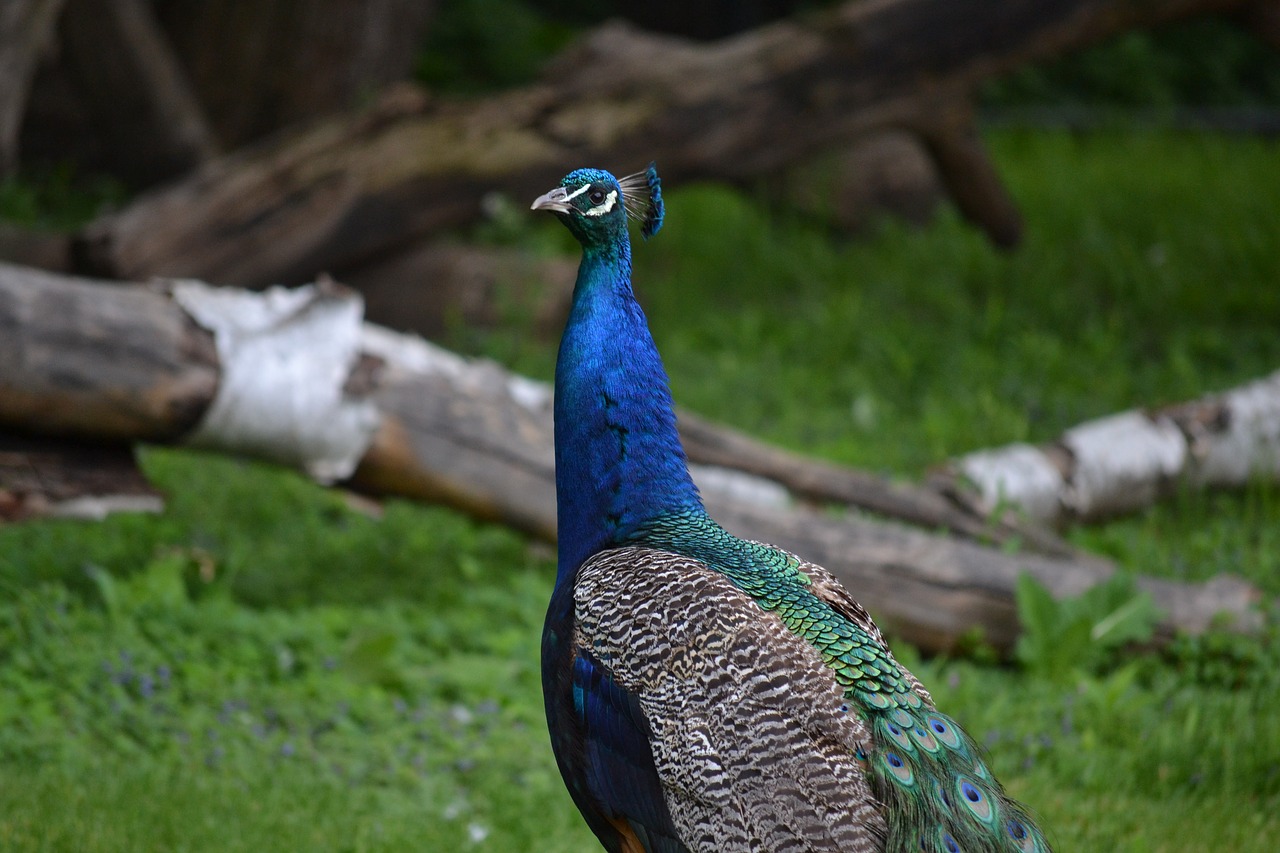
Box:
[942,371,1280,526]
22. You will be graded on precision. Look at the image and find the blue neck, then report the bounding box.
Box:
[553,240,704,584]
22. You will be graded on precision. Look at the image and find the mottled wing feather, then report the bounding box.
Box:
[573,650,690,851]
[574,546,888,853]
[543,581,687,853]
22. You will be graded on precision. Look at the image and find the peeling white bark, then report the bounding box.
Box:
[1061,411,1187,519]
[1184,371,1280,486]
[172,279,380,482]
[949,370,1280,526]
[953,443,1064,521]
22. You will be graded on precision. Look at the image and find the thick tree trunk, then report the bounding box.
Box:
[18,0,437,185]
[0,262,1260,652]
[50,0,218,185]
[74,0,1251,285]
[0,0,67,177]
[154,0,438,148]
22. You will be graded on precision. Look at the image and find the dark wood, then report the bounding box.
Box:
[1242,0,1280,49]
[341,240,576,339]
[763,132,943,235]
[0,0,67,176]
[0,431,161,522]
[0,223,71,271]
[75,0,1250,285]
[50,0,217,185]
[155,0,438,148]
[913,98,1024,248]
[77,84,444,286]
[19,0,436,185]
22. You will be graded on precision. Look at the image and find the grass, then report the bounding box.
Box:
[2,127,1279,850]
[644,130,1280,476]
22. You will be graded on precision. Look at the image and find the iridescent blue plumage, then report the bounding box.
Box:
[534,165,1051,853]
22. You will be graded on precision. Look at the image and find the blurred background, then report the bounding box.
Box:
[1,1,1279,850]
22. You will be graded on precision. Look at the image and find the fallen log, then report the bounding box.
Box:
[0,261,1259,652]
[340,241,577,340]
[707,498,1258,652]
[676,410,1077,558]
[74,0,1252,285]
[0,431,161,521]
[934,373,1280,527]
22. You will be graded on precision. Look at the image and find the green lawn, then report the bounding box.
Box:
[2,128,1279,851]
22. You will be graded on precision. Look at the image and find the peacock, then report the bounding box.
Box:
[532,164,1051,853]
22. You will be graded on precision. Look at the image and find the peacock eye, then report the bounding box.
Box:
[588,189,605,204]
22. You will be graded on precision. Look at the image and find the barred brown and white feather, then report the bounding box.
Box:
[575,546,888,853]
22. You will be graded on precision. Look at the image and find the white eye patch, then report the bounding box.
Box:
[583,189,618,217]
[562,183,592,202]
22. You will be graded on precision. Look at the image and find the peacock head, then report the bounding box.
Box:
[531,164,664,249]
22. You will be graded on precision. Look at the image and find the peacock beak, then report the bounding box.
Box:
[531,186,573,214]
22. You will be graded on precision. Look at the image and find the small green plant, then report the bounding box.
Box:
[0,165,126,230]
[1160,620,1280,691]
[1014,572,1162,682]
[414,0,576,93]
[981,18,1280,109]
